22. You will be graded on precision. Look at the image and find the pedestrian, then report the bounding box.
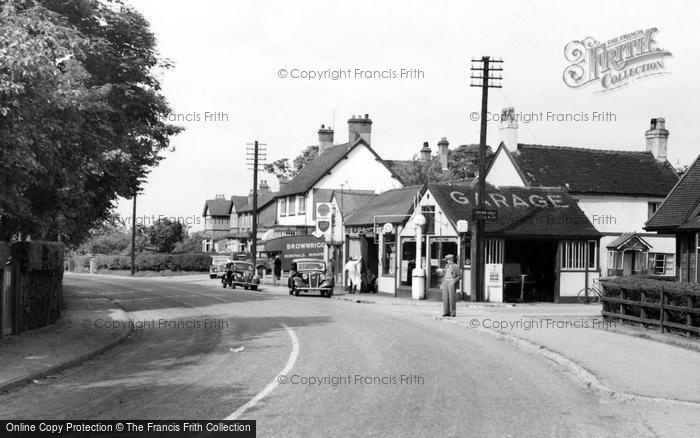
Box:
[344,257,362,294]
[273,255,281,286]
[441,254,461,317]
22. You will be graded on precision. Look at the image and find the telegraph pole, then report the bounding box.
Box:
[246,140,267,271]
[470,56,502,301]
[131,191,137,276]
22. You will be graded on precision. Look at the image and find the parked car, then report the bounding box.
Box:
[209,255,231,279]
[222,261,260,290]
[289,258,334,297]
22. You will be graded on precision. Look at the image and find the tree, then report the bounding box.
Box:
[392,145,494,186]
[264,146,319,180]
[173,230,207,254]
[0,0,182,244]
[144,218,185,253]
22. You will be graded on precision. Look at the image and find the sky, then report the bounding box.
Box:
[118,0,700,231]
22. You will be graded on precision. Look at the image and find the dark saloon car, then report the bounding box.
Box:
[222,261,260,290]
[289,258,334,297]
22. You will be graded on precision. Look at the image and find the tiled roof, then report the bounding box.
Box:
[276,142,353,197]
[230,196,249,212]
[276,139,402,197]
[203,198,232,217]
[428,184,600,238]
[646,154,700,231]
[333,191,376,218]
[512,144,679,196]
[345,186,424,226]
[238,191,276,213]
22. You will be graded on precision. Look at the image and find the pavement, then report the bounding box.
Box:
[0,274,133,393]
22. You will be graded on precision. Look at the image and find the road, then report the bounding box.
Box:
[0,275,689,437]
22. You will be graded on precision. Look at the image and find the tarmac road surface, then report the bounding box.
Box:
[0,275,689,437]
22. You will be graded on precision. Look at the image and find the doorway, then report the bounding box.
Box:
[503,239,558,302]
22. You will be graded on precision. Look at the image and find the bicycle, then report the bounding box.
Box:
[577,278,603,305]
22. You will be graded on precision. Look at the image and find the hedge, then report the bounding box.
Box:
[71,253,213,272]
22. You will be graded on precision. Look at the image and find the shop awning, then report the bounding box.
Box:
[428,184,601,239]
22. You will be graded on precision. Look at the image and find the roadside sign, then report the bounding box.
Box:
[472,209,498,221]
[456,219,468,233]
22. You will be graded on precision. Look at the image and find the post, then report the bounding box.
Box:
[659,286,665,334]
[469,56,502,302]
[131,192,137,276]
[251,140,259,270]
[412,214,426,300]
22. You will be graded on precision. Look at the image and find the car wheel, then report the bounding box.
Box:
[231,284,236,289]
[326,290,333,298]
[222,283,227,288]
[289,289,294,295]
[210,274,216,279]
[244,286,249,290]
[294,289,299,296]
[251,285,258,291]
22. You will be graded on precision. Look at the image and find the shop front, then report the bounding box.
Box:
[398,184,602,303]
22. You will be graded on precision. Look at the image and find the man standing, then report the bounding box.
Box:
[442,254,461,317]
[344,257,362,294]
[273,255,281,286]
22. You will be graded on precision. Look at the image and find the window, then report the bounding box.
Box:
[279,199,287,217]
[288,196,296,216]
[561,241,597,270]
[485,239,504,264]
[648,202,661,219]
[648,253,675,276]
[421,205,435,235]
[298,195,306,214]
[608,251,623,270]
[382,232,396,276]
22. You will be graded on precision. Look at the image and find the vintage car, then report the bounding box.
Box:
[289,258,334,297]
[209,255,231,279]
[222,261,260,290]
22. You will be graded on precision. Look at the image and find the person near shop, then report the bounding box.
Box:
[344,257,362,294]
[441,254,461,317]
[273,255,281,286]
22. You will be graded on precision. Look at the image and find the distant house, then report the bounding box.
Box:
[273,114,405,236]
[237,185,278,253]
[486,109,680,278]
[645,154,700,282]
[202,195,233,252]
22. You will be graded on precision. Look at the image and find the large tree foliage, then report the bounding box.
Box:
[264,145,319,180]
[0,0,182,244]
[393,145,495,186]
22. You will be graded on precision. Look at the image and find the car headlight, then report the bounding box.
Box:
[302,273,308,280]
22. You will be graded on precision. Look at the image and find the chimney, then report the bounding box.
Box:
[420,141,432,162]
[498,107,518,151]
[318,124,334,154]
[259,179,270,193]
[645,117,669,162]
[215,194,225,199]
[247,189,254,205]
[348,114,372,144]
[278,178,289,192]
[438,137,449,171]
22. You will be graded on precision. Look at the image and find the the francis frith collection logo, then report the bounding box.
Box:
[563,28,672,92]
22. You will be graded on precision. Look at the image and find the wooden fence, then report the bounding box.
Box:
[601,282,700,337]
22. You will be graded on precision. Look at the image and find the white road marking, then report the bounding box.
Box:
[224,323,300,420]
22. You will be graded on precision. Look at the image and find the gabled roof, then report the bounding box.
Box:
[276,139,403,197]
[646,154,700,231]
[510,144,679,196]
[345,186,424,226]
[238,191,276,213]
[230,196,249,213]
[203,198,233,217]
[331,191,376,218]
[606,232,652,251]
[427,184,600,238]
